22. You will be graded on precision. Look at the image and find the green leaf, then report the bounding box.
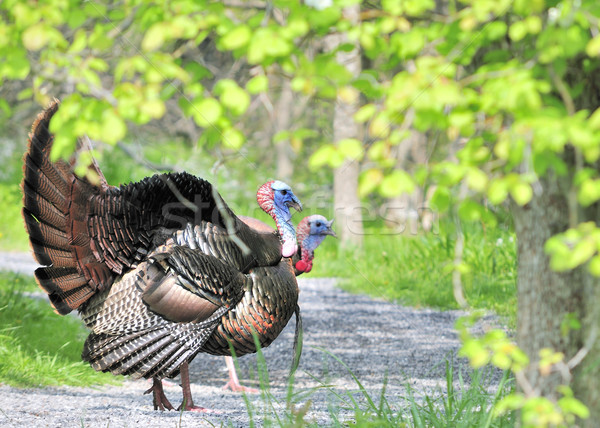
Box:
[192,98,222,128]
[466,168,488,192]
[50,130,77,162]
[431,187,451,212]
[485,21,507,41]
[217,81,250,116]
[491,352,512,370]
[494,393,526,415]
[546,238,573,272]
[0,99,11,115]
[586,35,600,57]
[588,107,600,130]
[309,144,342,169]
[354,104,377,123]
[561,313,582,337]
[246,75,269,94]
[67,9,87,28]
[68,29,87,54]
[589,255,600,277]
[337,138,364,160]
[488,179,509,205]
[570,239,596,269]
[509,21,527,42]
[101,109,126,144]
[273,130,290,143]
[142,23,167,51]
[510,181,533,205]
[578,179,600,206]
[359,169,383,197]
[22,23,50,51]
[2,53,31,79]
[379,170,415,198]
[282,18,309,39]
[368,113,391,138]
[525,16,542,34]
[222,127,245,150]
[140,99,166,119]
[533,152,568,176]
[458,200,485,222]
[88,24,114,50]
[558,397,590,419]
[247,28,292,64]
[460,340,490,368]
[382,0,402,15]
[220,25,252,51]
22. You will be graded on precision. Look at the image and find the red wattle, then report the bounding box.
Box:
[295,260,308,272]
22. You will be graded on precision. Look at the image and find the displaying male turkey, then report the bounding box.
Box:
[217,214,336,392]
[22,100,304,411]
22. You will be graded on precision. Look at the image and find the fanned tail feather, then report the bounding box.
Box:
[22,100,107,314]
[82,323,217,379]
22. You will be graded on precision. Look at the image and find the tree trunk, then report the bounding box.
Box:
[512,171,600,423]
[384,130,428,234]
[274,79,294,182]
[327,4,364,248]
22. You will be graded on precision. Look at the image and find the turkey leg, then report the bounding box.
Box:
[222,356,259,393]
[178,361,212,412]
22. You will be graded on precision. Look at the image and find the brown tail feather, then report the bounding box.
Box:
[29,238,74,267]
[23,158,68,209]
[117,335,179,377]
[83,328,173,376]
[23,100,109,314]
[134,340,183,378]
[22,190,67,230]
[23,213,70,252]
[145,343,190,379]
[82,323,215,379]
[49,285,96,316]
[35,267,88,292]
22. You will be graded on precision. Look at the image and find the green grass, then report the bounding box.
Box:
[238,345,515,427]
[0,271,118,387]
[310,221,517,326]
[0,183,29,252]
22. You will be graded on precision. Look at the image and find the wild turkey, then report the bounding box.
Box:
[219,214,335,392]
[22,100,304,411]
[292,215,336,274]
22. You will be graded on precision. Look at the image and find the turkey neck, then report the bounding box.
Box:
[233,220,284,268]
[256,184,297,258]
[199,258,298,357]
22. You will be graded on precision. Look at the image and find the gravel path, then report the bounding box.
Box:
[0,252,503,427]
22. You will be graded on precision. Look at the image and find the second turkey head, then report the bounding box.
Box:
[257,180,303,257]
[295,215,336,274]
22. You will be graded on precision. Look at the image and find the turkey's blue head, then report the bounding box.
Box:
[257,180,302,258]
[295,215,336,273]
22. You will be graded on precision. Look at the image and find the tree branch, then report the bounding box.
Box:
[222,0,267,9]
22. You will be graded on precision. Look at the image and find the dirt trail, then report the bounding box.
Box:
[0,252,501,427]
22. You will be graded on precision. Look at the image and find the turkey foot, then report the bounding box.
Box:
[145,377,174,411]
[222,356,259,393]
[177,399,211,413]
